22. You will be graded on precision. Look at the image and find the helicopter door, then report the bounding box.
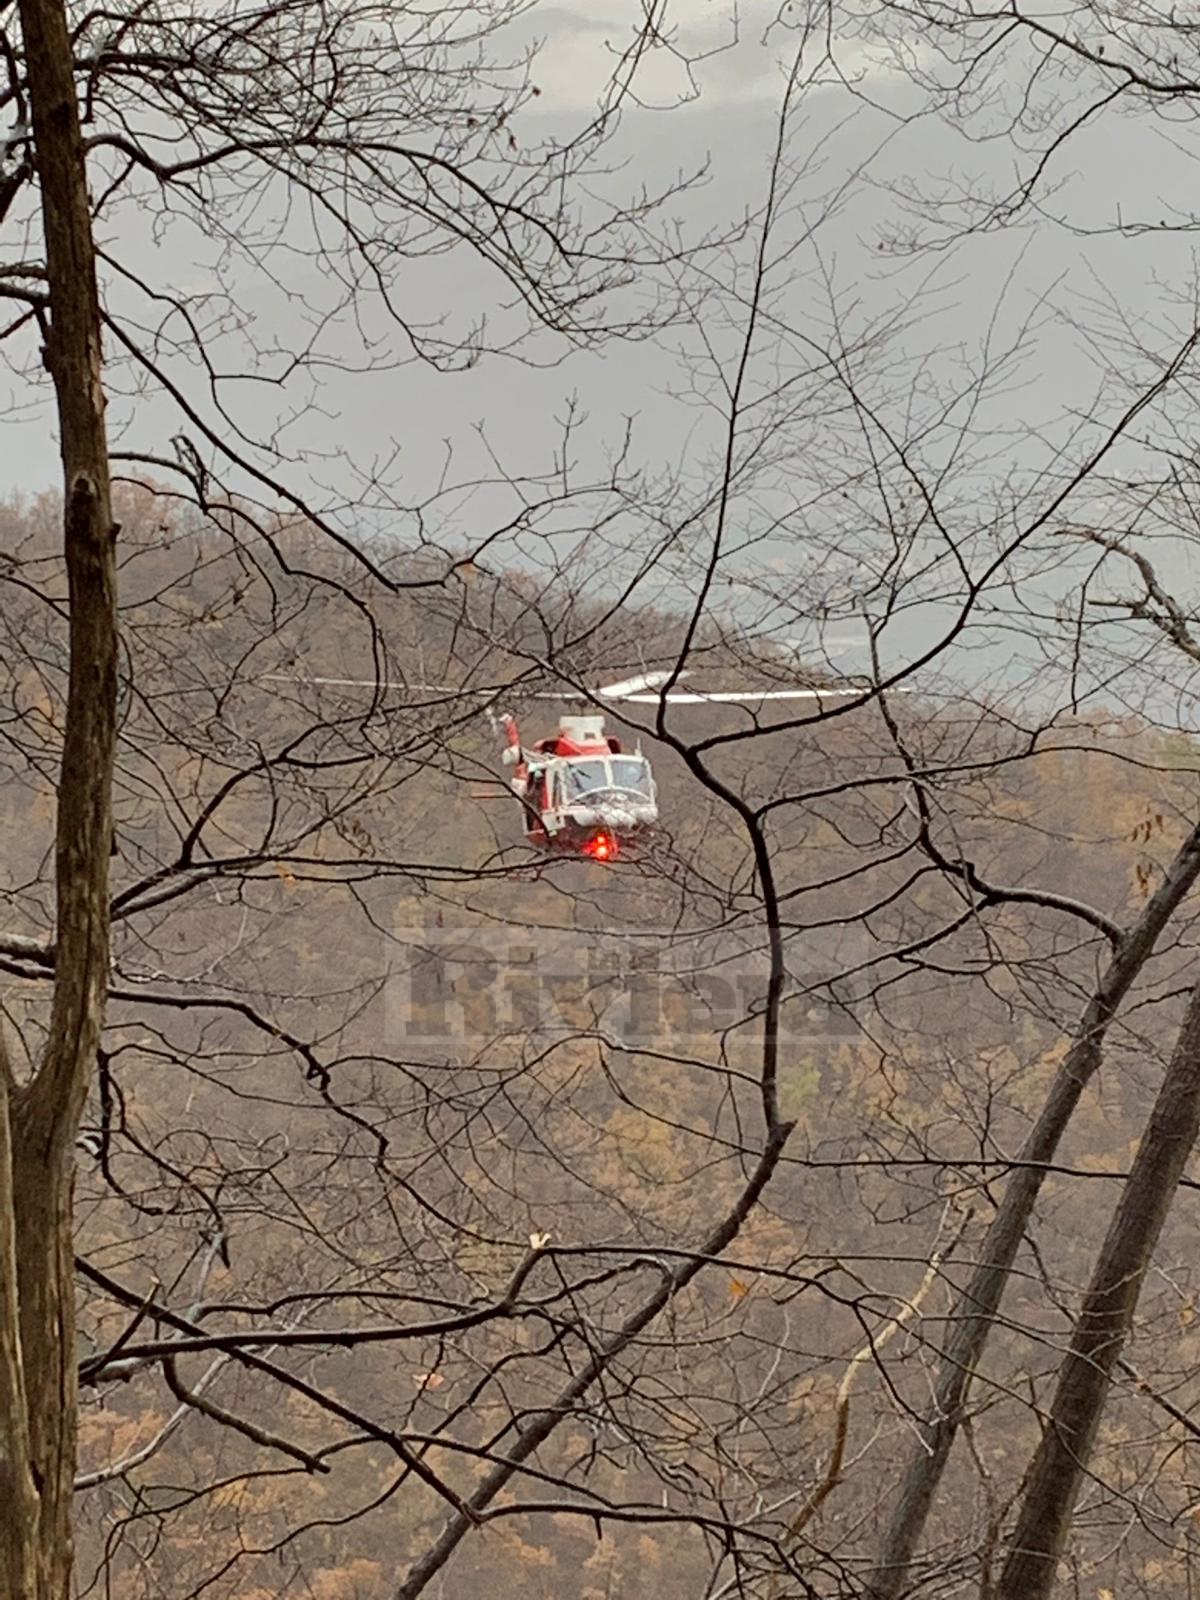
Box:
[522,765,547,835]
[543,767,564,824]
[531,766,565,837]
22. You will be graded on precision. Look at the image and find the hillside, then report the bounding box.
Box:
[3,487,1200,1598]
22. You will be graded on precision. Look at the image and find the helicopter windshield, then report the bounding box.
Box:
[564,760,609,796]
[609,757,653,795]
[561,757,653,802]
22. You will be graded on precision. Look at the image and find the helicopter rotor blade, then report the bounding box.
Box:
[613,687,910,703]
[262,673,466,692]
[264,675,617,699]
[262,674,912,703]
[594,670,679,697]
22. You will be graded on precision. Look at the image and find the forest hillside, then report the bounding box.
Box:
[3,487,1200,1599]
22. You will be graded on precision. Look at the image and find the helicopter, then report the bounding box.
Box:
[494,693,655,861]
[266,666,896,861]
[481,668,896,859]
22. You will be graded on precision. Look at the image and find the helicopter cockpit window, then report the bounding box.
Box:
[609,758,653,795]
[565,760,608,796]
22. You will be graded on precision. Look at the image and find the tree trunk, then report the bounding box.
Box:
[868,822,1200,1600]
[996,972,1200,1599]
[0,3,118,1596]
[0,1052,40,1600]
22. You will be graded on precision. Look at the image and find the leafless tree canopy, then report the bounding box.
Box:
[8,2,1200,1598]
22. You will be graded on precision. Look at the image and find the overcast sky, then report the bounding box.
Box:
[7,2,1200,709]
[9,0,1182,492]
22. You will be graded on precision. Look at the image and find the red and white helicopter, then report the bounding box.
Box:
[488,669,888,860]
[268,666,892,861]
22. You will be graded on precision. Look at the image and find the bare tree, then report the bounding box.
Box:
[867,809,1200,1599]
[0,0,722,1592]
[13,2,1200,1596]
[997,970,1200,1600]
[1,0,117,1593]
[818,2,1200,1585]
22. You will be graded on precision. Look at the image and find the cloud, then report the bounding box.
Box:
[525,1,745,113]
[523,1,931,115]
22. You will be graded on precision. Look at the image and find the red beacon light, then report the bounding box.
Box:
[584,832,616,861]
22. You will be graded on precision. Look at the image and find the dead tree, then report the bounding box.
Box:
[1,1,117,1595]
[997,971,1200,1599]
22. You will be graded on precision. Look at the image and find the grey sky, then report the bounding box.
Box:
[6,3,1200,712]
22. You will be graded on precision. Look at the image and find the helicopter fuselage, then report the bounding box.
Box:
[501,713,658,857]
